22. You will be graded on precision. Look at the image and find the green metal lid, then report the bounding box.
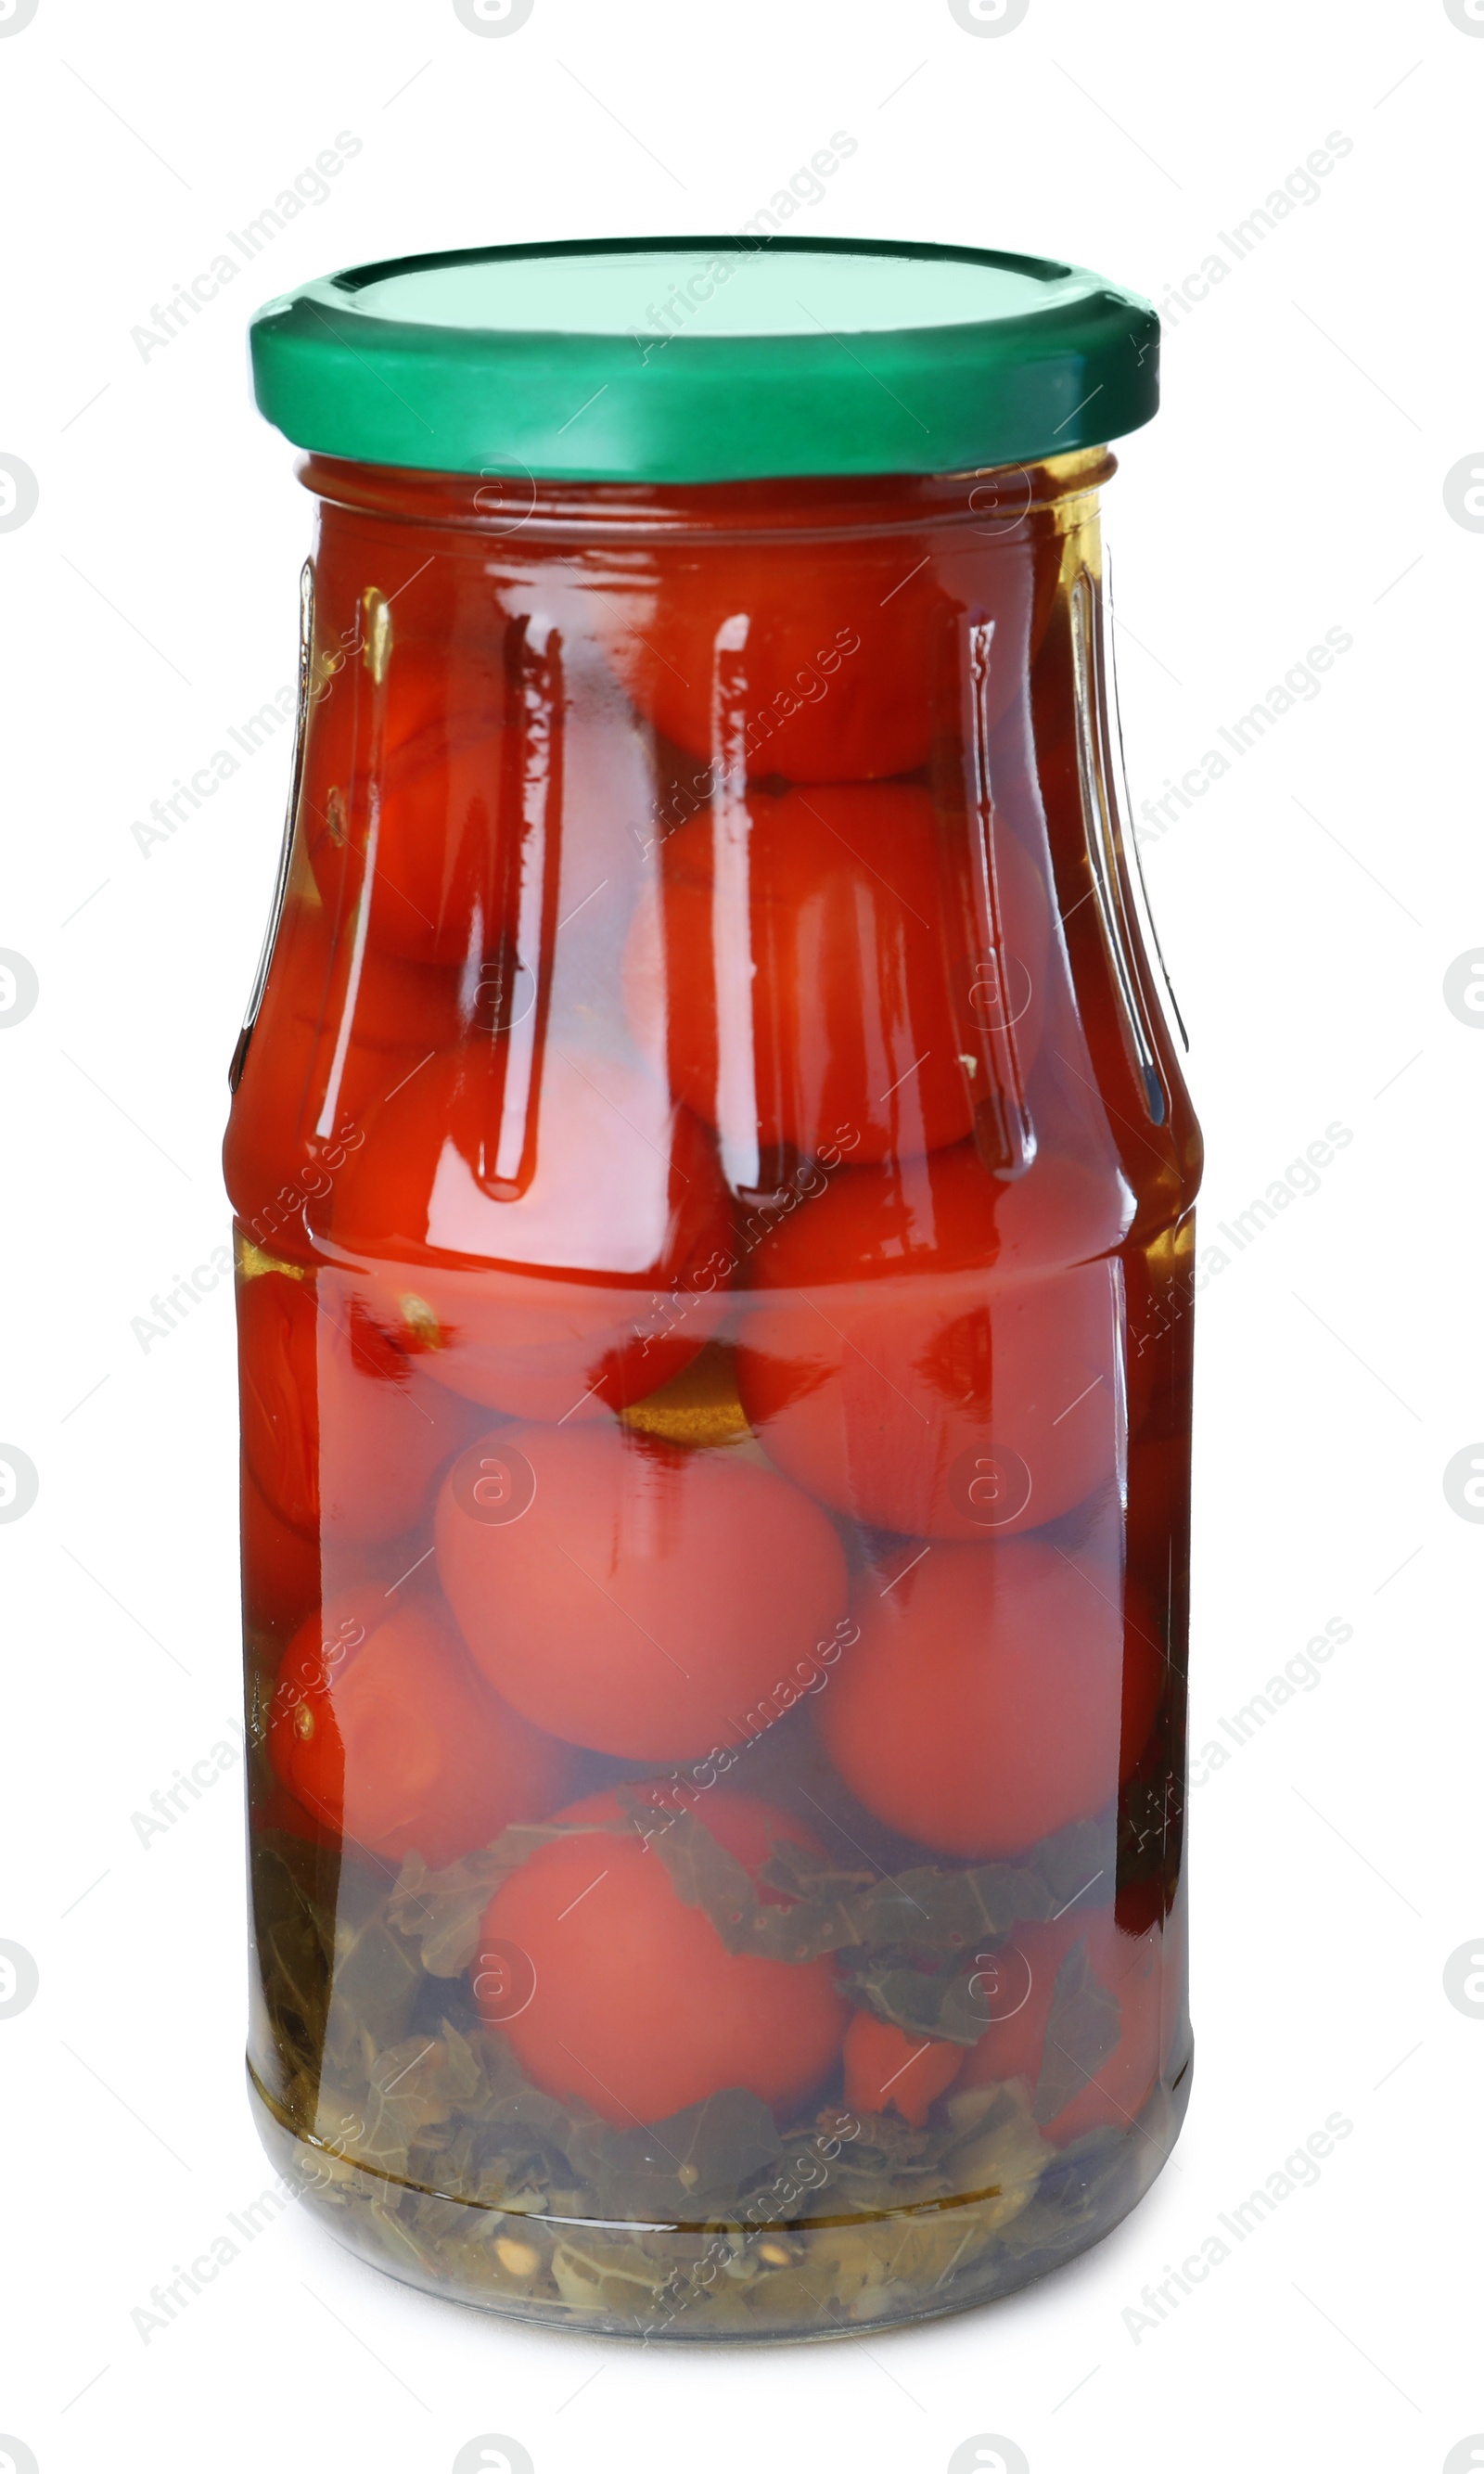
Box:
[249,236,1158,484]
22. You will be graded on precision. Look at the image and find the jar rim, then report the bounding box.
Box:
[294,445,1118,546]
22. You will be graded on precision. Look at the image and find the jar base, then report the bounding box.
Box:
[248,2048,1192,2343]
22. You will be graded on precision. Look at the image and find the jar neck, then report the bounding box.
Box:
[296,446,1115,545]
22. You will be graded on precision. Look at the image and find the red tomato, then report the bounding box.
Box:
[622,785,1049,1174]
[434,1419,849,1760]
[736,1145,1131,1540]
[329,1041,736,1421]
[237,1265,475,1542]
[301,638,507,966]
[267,1583,573,1867]
[818,1540,1163,1857]
[842,2012,964,2128]
[606,542,934,783]
[958,1905,1170,2143]
[603,524,1041,785]
[478,1785,847,2124]
[224,900,462,1254]
[240,1468,320,1642]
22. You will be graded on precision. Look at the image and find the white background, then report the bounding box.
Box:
[1,3,1480,2469]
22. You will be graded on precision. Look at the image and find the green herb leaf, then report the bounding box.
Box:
[623,1792,873,1962]
[352,2024,488,2176]
[326,1907,425,2056]
[1030,1815,1111,1915]
[568,2087,785,2221]
[628,1791,1102,1971]
[1032,1938,1121,2125]
[389,1823,603,1975]
[250,1829,343,2098]
[845,1859,1055,1959]
[841,1957,991,2047]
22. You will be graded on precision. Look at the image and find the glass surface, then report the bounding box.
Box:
[225,447,1200,2339]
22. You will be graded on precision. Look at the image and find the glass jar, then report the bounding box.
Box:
[229,239,1199,2340]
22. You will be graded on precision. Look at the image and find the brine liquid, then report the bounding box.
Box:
[231,451,1198,2339]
